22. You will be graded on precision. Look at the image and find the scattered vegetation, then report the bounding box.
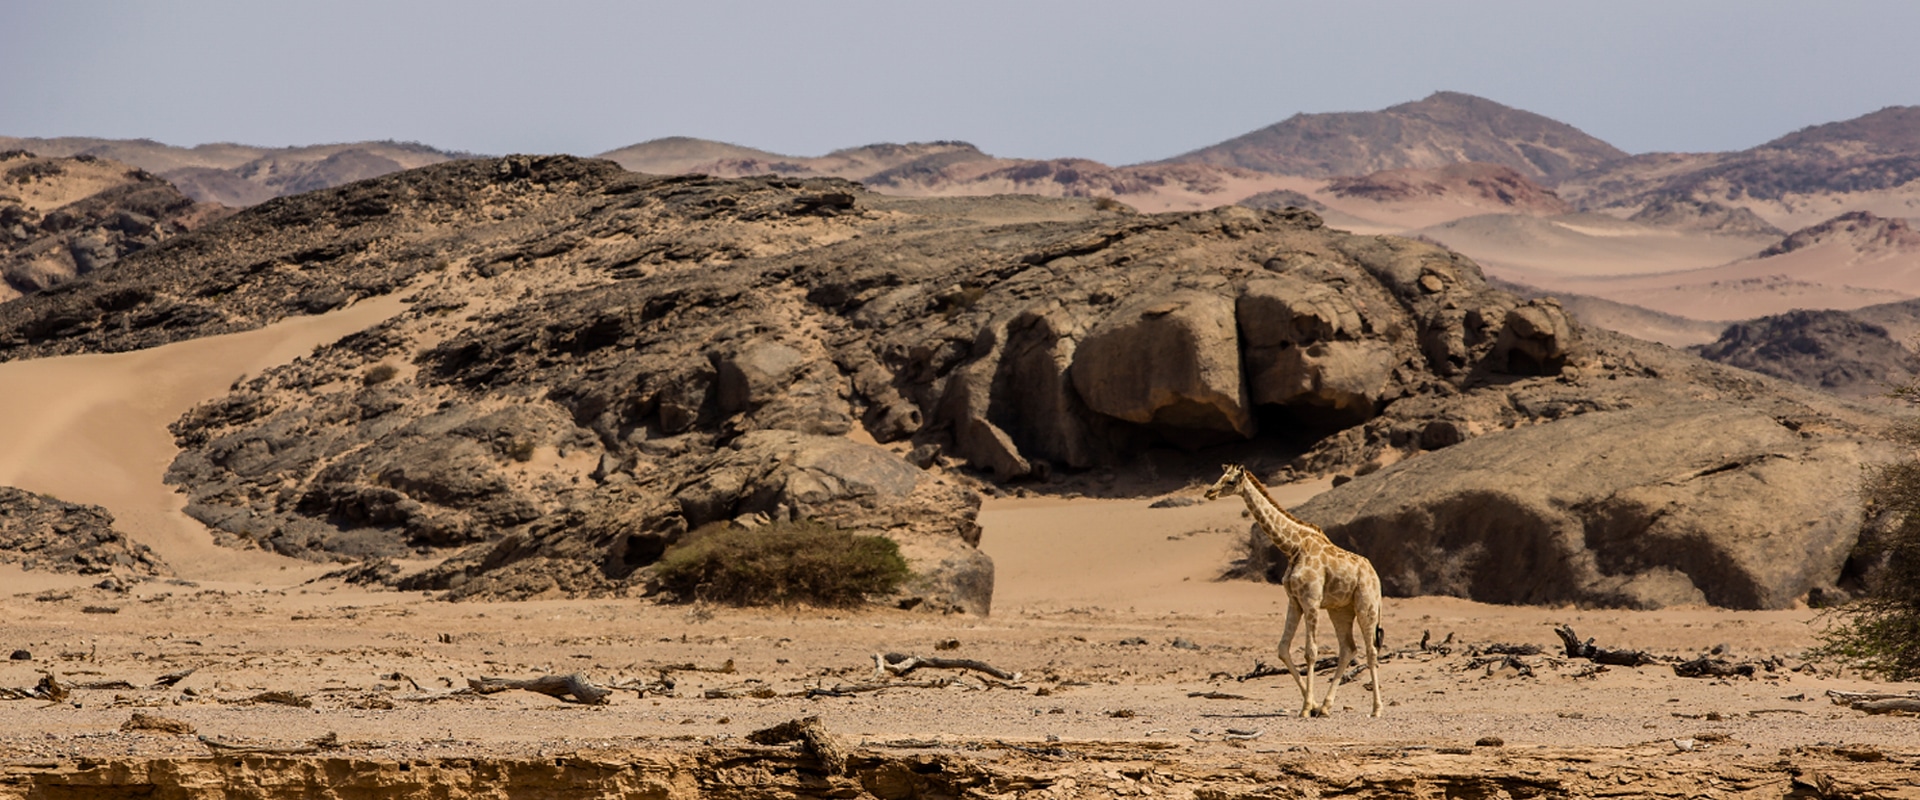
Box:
[935,285,986,319]
[650,520,911,607]
[505,437,536,462]
[1815,418,1920,680]
[361,363,398,386]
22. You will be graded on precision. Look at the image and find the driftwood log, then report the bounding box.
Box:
[1553,625,1657,667]
[0,673,67,702]
[152,663,197,690]
[875,652,1018,681]
[806,678,950,698]
[1673,656,1756,679]
[467,673,611,705]
[199,732,340,755]
[702,682,776,699]
[1828,690,1920,714]
[1466,654,1536,677]
[748,716,848,775]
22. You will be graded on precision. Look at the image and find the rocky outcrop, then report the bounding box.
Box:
[1070,290,1252,442]
[0,155,1894,610]
[1294,401,1894,610]
[1626,196,1783,237]
[1691,308,1917,398]
[1757,211,1920,258]
[0,486,167,576]
[0,151,229,300]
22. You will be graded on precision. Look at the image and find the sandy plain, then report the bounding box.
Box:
[0,290,1917,797]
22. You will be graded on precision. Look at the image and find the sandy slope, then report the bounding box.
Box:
[0,294,408,582]
[1,275,1917,779]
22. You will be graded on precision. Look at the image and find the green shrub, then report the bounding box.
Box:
[362,363,398,386]
[650,520,911,607]
[1812,424,1920,679]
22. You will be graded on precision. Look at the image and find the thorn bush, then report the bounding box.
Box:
[1814,419,1920,680]
[649,520,911,607]
[362,363,398,386]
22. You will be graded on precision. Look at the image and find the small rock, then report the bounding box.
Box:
[934,638,960,651]
[1170,637,1201,651]
[1835,745,1886,762]
[7,650,28,661]
[1418,274,1445,293]
[120,713,195,735]
[1117,636,1148,646]
[1107,709,1136,718]
[1475,736,1504,747]
[906,443,941,469]
[1148,496,1200,509]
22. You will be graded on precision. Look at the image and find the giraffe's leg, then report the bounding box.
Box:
[1297,606,1320,717]
[1319,607,1358,714]
[1275,599,1308,700]
[1359,598,1384,717]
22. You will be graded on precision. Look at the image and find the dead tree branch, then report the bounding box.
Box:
[199,732,340,755]
[1672,656,1756,679]
[467,673,611,705]
[1828,689,1920,714]
[1553,625,1657,667]
[805,679,950,698]
[875,652,1018,681]
[0,673,68,702]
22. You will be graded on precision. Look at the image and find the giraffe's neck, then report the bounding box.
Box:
[1237,480,1320,557]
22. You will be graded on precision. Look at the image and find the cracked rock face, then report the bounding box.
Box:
[1070,290,1253,442]
[1296,400,1893,610]
[0,156,1896,609]
[0,487,167,577]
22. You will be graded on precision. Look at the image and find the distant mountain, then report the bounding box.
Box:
[596,136,794,175]
[1161,92,1627,182]
[1557,104,1920,230]
[0,137,474,206]
[598,139,992,182]
[1325,163,1571,215]
[1763,105,1920,154]
[595,138,1297,212]
[0,151,230,300]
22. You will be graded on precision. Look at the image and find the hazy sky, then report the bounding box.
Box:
[4,1,1917,164]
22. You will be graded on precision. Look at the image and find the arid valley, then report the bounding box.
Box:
[3,85,1920,798]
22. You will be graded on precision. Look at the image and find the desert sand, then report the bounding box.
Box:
[1,286,1918,797]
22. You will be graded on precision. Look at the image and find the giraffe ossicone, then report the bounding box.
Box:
[1204,463,1384,717]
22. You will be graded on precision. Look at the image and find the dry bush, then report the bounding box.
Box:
[1815,419,1920,680]
[362,363,398,386]
[650,520,911,607]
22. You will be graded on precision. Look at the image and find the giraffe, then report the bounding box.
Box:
[1205,463,1383,717]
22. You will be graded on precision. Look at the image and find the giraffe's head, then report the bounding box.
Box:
[1203,464,1248,500]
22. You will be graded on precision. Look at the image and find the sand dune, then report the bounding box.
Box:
[1410,213,1774,279]
[980,481,1331,616]
[1511,213,1920,322]
[0,295,408,583]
